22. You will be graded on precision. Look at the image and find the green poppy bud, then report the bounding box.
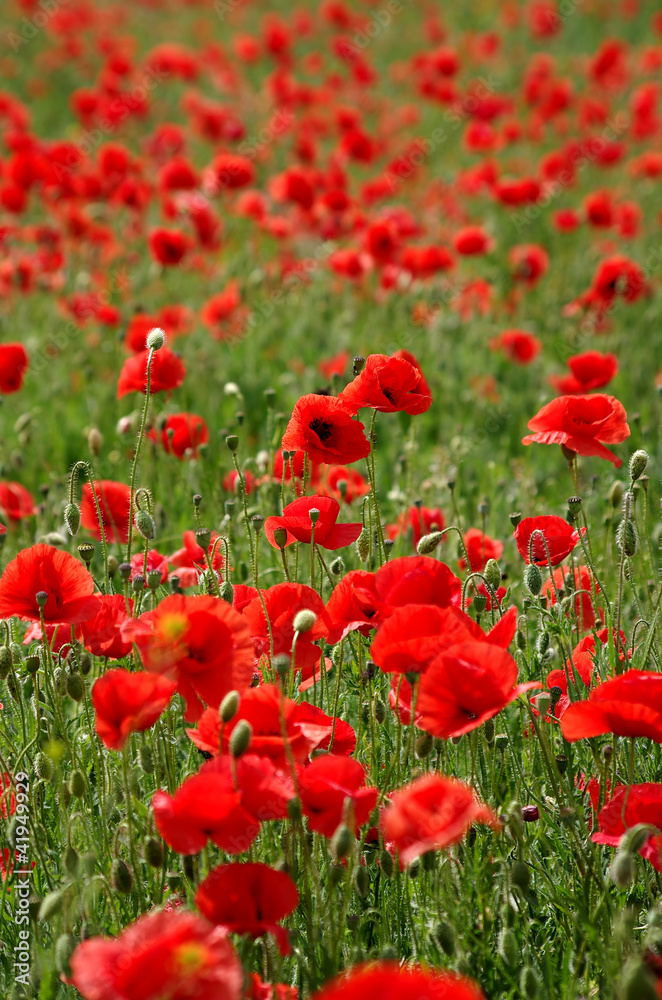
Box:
[229,719,252,758]
[111,858,133,894]
[64,503,81,536]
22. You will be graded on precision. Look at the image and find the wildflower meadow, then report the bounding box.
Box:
[1,0,662,997]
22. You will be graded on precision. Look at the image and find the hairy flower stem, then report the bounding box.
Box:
[126,348,154,563]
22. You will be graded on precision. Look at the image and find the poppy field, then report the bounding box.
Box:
[2,0,662,997]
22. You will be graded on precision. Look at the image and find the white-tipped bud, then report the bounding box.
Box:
[146,327,165,351]
[293,609,317,634]
[629,449,649,482]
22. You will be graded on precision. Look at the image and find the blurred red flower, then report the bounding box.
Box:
[0,343,28,393]
[489,329,541,364]
[0,481,36,522]
[81,480,132,545]
[117,347,186,398]
[549,351,619,394]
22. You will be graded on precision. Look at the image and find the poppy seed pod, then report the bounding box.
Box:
[64,502,81,536]
[273,527,288,550]
[535,692,551,718]
[195,527,211,550]
[135,509,156,540]
[146,327,165,351]
[225,435,239,453]
[509,511,522,527]
[293,608,317,634]
[220,690,241,723]
[229,719,252,758]
[524,563,543,595]
[416,531,444,555]
[629,449,649,482]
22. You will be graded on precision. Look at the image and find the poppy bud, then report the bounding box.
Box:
[498,927,518,966]
[356,527,370,563]
[509,511,522,527]
[524,564,543,595]
[146,327,165,351]
[473,593,487,614]
[216,580,232,604]
[620,961,658,1000]
[293,609,317,633]
[511,860,531,893]
[273,527,288,549]
[620,823,652,855]
[64,502,81,536]
[69,770,86,799]
[34,752,53,781]
[144,837,164,868]
[0,645,11,679]
[135,509,156,540]
[76,545,95,570]
[229,719,252,758]
[111,858,133,894]
[416,531,443,555]
[616,518,637,556]
[330,556,345,576]
[39,889,65,922]
[225,435,239,453]
[80,654,92,676]
[139,746,154,774]
[611,850,636,887]
[629,449,649,482]
[482,718,495,744]
[88,427,103,456]
[376,849,394,878]
[519,966,540,1000]
[220,690,240,723]
[331,823,353,861]
[374,698,386,724]
[329,863,345,887]
[66,672,85,702]
[354,865,370,898]
[64,845,79,879]
[415,733,433,758]
[484,559,501,592]
[522,805,539,822]
[274,654,290,682]
[434,920,456,957]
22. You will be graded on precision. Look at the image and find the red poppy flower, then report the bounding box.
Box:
[592,784,662,870]
[148,227,190,266]
[134,595,254,722]
[311,963,485,1000]
[326,570,384,643]
[549,351,619,395]
[560,671,662,743]
[187,685,349,767]
[159,413,209,459]
[541,565,598,631]
[386,506,445,549]
[297,756,378,837]
[81,480,132,545]
[207,153,255,192]
[401,245,454,278]
[0,481,36,522]
[281,394,371,466]
[69,910,243,1000]
[264,496,362,551]
[522,394,630,467]
[372,604,516,677]
[246,975,297,1000]
[590,255,647,305]
[381,774,499,866]
[509,243,549,286]
[417,642,540,739]
[130,550,169,587]
[339,354,432,416]
[322,466,370,504]
[0,544,99,625]
[547,628,627,701]
[153,754,293,856]
[458,529,503,572]
[0,343,28,393]
[514,515,583,567]
[273,449,323,491]
[195,863,299,955]
[375,556,462,610]
[392,349,432,397]
[453,226,493,256]
[489,330,542,364]
[91,668,176,750]
[80,595,134,660]
[243,583,330,677]
[117,347,186,398]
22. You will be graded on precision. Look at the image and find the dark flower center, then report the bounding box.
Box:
[382,386,395,402]
[309,418,333,442]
